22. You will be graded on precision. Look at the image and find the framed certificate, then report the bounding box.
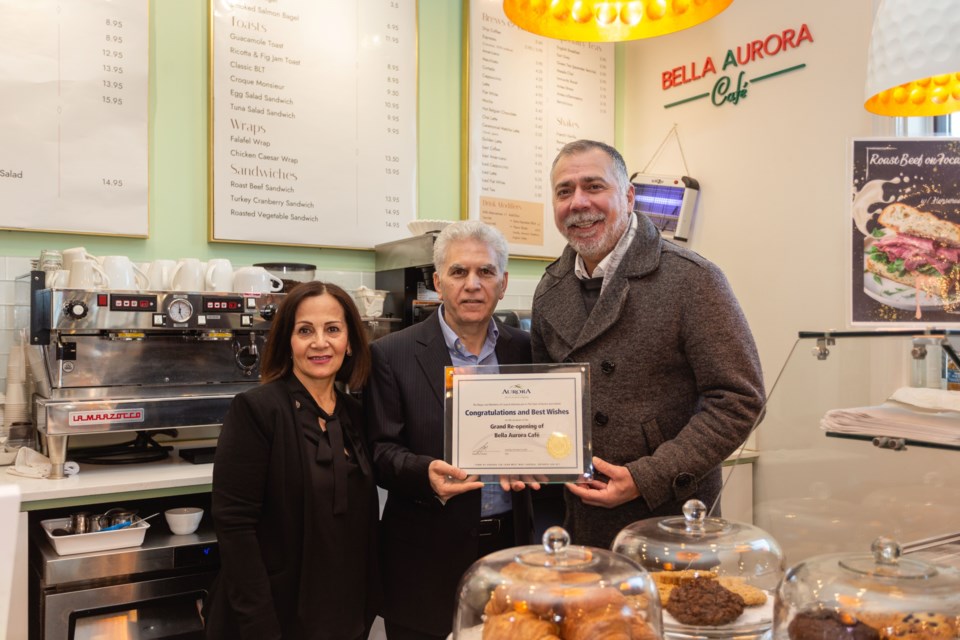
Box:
[444,363,592,481]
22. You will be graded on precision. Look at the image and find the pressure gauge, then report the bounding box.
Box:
[168,298,194,323]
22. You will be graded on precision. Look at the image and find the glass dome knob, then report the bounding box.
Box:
[682,499,708,533]
[871,536,902,565]
[542,526,571,554]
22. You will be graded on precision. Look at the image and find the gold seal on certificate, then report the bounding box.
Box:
[445,363,591,479]
[546,432,572,459]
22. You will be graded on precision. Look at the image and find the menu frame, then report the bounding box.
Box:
[462,0,616,260]
[207,0,419,250]
[0,0,150,238]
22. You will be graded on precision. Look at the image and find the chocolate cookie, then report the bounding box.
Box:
[665,578,745,626]
[788,609,880,640]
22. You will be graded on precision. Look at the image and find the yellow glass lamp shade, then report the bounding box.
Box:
[502,0,734,42]
[865,0,960,117]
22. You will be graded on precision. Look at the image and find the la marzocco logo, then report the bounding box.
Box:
[69,409,145,426]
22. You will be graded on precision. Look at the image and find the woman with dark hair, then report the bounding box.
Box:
[206,281,379,640]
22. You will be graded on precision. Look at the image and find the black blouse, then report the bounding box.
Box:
[287,378,377,640]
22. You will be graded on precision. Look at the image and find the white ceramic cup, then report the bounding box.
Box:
[232,266,283,293]
[147,259,177,290]
[205,259,234,292]
[62,247,99,272]
[45,269,70,288]
[4,382,26,407]
[165,507,203,535]
[171,259,204,292]
[68,259,109,289]
[101,256,149,291]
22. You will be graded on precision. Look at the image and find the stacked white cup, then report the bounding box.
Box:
[4,344,29,428]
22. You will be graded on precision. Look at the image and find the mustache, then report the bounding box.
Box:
[564,212,604,228]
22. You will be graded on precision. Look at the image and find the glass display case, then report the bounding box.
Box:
[452,527,662,640]
[775,536,960,640]
[612,499,784,640]
[720,329,960,569]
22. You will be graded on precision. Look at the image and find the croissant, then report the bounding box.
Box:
[559,586,628,618]
[500,562,564,583]
[482,611,561,640]
[483,583,563,618]
[560,608,632,640]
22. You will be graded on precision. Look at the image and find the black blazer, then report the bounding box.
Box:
[365,313,534,636]
[207,377,380,640]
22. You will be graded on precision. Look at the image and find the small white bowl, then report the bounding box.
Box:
[164,507,203,535]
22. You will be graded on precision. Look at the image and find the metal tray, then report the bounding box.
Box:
[40,517,150,556]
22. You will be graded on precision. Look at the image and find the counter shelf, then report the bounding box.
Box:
[718,329,960,569]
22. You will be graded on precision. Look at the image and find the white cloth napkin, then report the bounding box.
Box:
[820,391,960,446]
[888,386,960,412]
[5,447,79,479]
[352,286,385,317]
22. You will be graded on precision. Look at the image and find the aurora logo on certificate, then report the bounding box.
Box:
[444,363,592,480]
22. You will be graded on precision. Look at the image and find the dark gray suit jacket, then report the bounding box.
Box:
[365,312,533,636]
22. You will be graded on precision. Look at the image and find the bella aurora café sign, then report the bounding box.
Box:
[661,23,813,109]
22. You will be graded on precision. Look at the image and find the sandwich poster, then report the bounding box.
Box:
[851,138,960,325]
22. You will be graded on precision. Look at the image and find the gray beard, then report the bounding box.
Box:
[565,214,628,263]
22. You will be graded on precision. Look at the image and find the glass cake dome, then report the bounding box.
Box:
[452,526,663,640]
[611,499,785,640]
[775,536,960,640]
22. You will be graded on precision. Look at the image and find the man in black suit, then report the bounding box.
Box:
[365,220,535,640]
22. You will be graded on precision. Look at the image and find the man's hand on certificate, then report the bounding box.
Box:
[498,475,545,492]
[566,456,640,508]
[429,460,483,499]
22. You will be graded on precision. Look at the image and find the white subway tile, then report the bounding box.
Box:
[506,276,540,296]
[5,257,32,276]
[514,294,533,309]
[318,270,363,290]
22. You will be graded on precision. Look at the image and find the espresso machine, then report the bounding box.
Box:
[18,271,283,478]
[374,232,441,327]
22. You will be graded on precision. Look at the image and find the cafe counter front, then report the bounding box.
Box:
[0,448,214,639]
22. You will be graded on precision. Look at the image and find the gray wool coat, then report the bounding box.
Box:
[531,213,765,548]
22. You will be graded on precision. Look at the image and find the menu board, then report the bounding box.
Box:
[465,0,615,259]
[0,0,149,236]
[210,0,417,249]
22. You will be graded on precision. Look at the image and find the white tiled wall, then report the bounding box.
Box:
[0,258,539,392]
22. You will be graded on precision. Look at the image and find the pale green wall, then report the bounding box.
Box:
[0,0,622,279]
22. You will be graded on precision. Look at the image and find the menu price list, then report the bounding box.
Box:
[211,0,417,249]
[0,0,149,236]
[466,0,614,258]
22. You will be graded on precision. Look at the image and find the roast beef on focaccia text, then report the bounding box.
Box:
[866,203,960,289]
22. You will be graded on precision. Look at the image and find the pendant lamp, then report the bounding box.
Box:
[502,0,734,43]
[864,0,960,117]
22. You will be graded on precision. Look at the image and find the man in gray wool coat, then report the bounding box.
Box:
[531,139,765,549]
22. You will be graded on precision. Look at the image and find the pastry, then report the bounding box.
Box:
[561,608,657,640]
[652,569,719,586]
[788,609,880,640]
[858,611,957,640]
[656,583,674,606]
[559,585,628,618]
[717,576,768,606]
[665,578,745,626]
[482,611,561,640]
[500,562,564,583]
